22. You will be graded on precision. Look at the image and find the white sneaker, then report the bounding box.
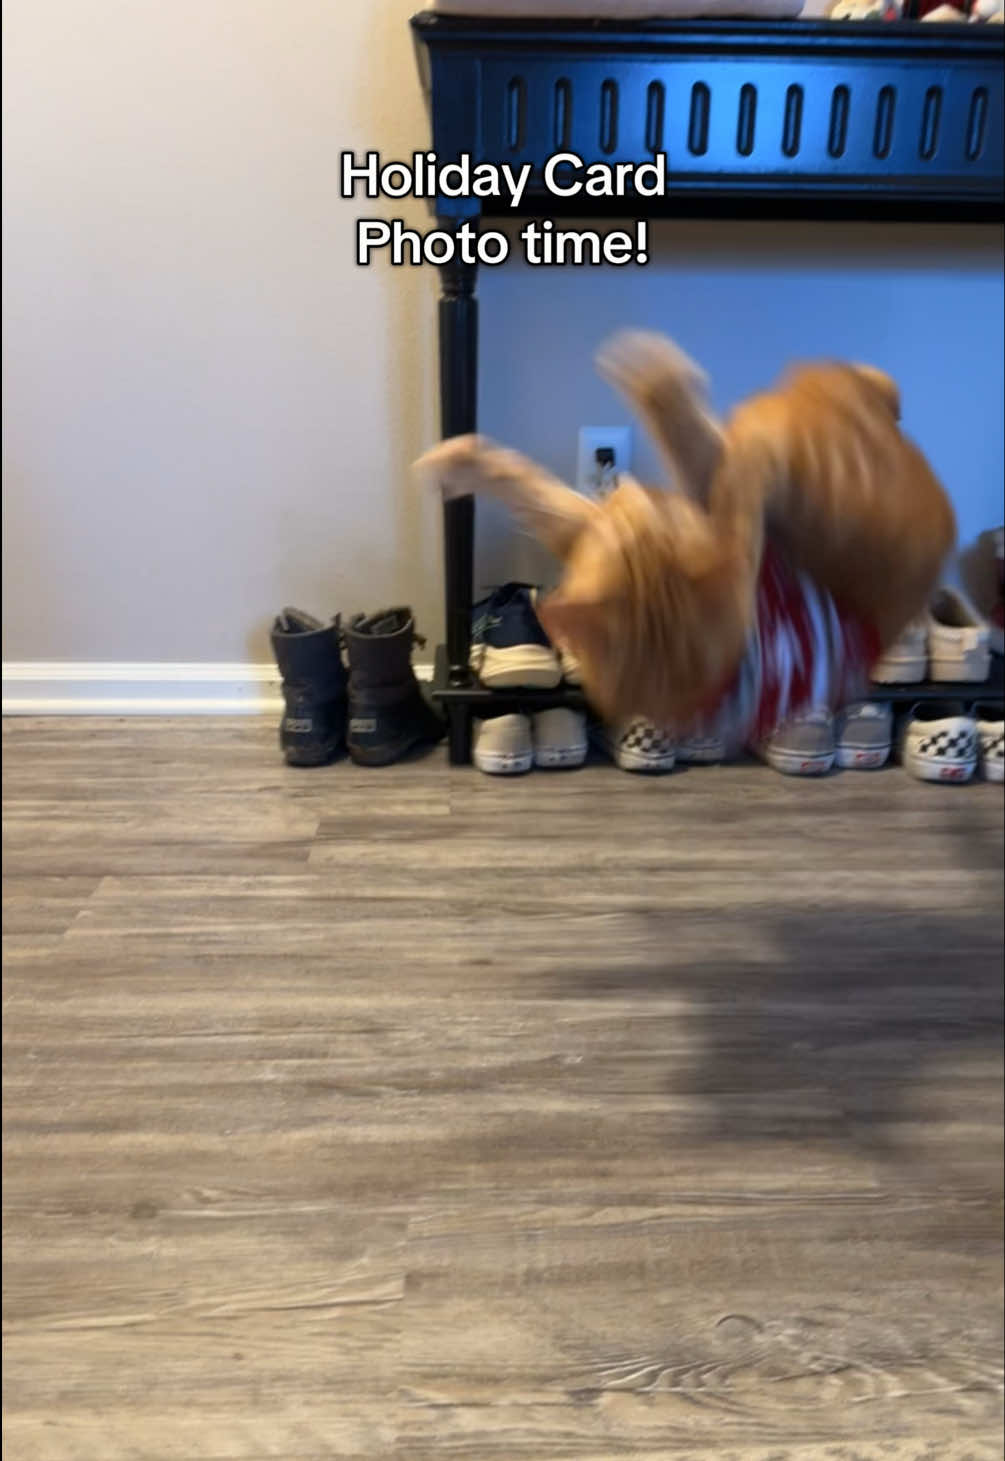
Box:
[871,618,927,684]
[592,717,676,773]
[927,588,991,683]
[974,703,1004,783]
[532,708,587,768]
[835,701,893,769]
[900,700,977,782]
[472,713,533,775]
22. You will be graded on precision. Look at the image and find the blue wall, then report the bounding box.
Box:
[476,220,1004,591]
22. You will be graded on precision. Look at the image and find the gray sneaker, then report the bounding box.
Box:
[759,707,835,776]
[835,700,893,770]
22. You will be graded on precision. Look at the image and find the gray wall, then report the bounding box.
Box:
[4,3,1002,665]
[3,0,442,664]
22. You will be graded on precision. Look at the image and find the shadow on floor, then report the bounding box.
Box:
[558,888,1003,1179]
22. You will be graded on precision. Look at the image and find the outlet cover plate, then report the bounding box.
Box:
[576,425,631,497]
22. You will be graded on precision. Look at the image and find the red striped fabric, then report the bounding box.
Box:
[749,545,880,741]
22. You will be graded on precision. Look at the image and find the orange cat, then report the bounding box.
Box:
[416,332,955,732]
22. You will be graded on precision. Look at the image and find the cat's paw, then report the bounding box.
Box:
[596,331,708,407]
[413,434,495,499]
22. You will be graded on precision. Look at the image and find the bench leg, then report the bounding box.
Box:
[438,221,479,692]
[446,702,473,767]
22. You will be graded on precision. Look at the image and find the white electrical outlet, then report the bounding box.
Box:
[576,426,631,498]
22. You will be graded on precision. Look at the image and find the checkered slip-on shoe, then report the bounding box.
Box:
[472,713,534,775]
[591,718,676,774]
[927,588,991,684]
[901,700,977,783]
[532,708,588,769]
[973,703,1004,783]
[758,707,835,776]
[835,700,893,770]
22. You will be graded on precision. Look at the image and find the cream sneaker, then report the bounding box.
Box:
[927,589,991,683]
[532,708,587,768]
[871,618,927,684]
[472,713,533,775]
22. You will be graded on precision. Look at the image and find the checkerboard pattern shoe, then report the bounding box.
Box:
[974,703,1004,783]
[472,713,534,775]
[835,701,893,770]
[901,700,977,783]
[592,718,676,774]
[532,708,587,768]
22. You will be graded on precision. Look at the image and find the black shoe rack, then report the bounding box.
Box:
[411,11,1005,762]
[868,653,1004,706]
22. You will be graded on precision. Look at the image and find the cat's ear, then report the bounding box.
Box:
[595,331,725,505]
[414,435,597,560]
[852,364,901,420]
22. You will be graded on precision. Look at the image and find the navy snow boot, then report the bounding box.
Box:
[270,608,348,767]
[344,607,444,766]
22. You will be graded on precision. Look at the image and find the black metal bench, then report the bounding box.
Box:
[411,11,1005,762]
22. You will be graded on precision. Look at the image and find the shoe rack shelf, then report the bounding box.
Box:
[411,11,1005,764]
[868,654,1004,705]
[432,647,1004,759]
[432,643,587,717]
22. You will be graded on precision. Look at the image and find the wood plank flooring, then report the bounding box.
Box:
[3,717,1003,1460]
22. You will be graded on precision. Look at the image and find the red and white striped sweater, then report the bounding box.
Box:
[699,545,882,751]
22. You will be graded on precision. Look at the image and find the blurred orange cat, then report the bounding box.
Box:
[416,332,955,728]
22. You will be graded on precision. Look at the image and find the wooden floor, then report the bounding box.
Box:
[3,718,1003,1461]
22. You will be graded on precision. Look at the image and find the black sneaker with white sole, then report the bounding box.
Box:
[469,584,562,689]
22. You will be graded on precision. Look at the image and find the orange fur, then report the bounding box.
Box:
[415,333,955,729]
[721,361,955,647]
[536,481,754,724]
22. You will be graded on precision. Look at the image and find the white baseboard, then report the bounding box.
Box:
[2,661,434,716]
